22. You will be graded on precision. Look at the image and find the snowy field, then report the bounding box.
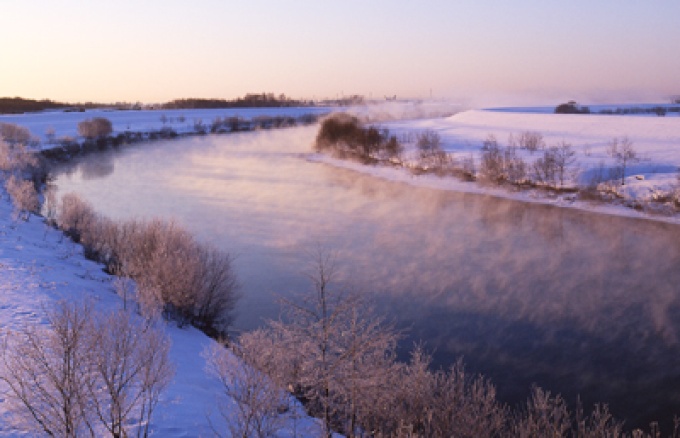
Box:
[0,107,331,144]
[0,101,458,144]
[312,104,680,223]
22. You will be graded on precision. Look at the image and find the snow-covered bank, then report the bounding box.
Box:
[312,108,680,223]
[0,107,331,144]
[0,196,324,435]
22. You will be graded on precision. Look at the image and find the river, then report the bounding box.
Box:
[50,125,680,430]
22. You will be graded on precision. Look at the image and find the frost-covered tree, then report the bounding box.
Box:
[1,301,96,437]
[253,251,399,438]
[77,117,113,140]
[5,174,39,220]
[607,137,638,186]
[1,301,174,438]
[204,337,289,438]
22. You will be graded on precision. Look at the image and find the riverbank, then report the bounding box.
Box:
[0,192,323,435]
[310,108,680,225]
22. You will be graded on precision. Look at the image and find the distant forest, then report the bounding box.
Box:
[160,93,313,109]
[0,97,137,114]
[0,93,319,114]
[0,97,70,114]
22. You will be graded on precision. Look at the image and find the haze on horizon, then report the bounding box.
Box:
[1,0,678,107]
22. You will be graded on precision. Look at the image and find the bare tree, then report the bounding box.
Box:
[533,148,557,188]
[513,387,571,438]
[204,338,288,438]
[85,310,174,438]
[503,146,528,185]
[417,130,450,170]
[516,131,545,152]
[1,301,174,438]
[607,137,638,186]
[1,301,96,437]
[480,135,506,184]
[552,141,577,188]
[253,251,399,438]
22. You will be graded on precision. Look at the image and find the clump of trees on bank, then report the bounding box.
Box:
[314,113,402,163]
[0,124,46,221]
[56,193,239,337]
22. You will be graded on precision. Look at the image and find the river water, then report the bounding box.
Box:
[51,126,680,430]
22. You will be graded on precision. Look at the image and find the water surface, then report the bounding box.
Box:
[51,127,680,430]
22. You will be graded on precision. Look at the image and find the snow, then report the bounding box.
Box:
[486,102,680,115]
[0,194,325,435]
[319,107,680,223]
[2,102,680,433]
[0,107,331,144]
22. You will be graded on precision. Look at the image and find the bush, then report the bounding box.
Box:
[479,135,506,183]
[0,140,41,179]
[515,131,544,152]
[55,195,239,336]
[5,175,39,220]
[315,113,402,162]
[0,122,33,146]
[416,130,450,170]
[77,117,113,140]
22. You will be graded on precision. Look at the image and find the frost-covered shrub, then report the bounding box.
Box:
[515,131,544,152]
[204,340,288,438]
[503,146,528,184]
[607,137,638,186]
[480,135,506,183]
[77,117,113,139]
[315,113,402,162]
[416,130,450,170]
[5,175,39,220]
[0,140,40,178]
[0,122,32,146]
[57,193,97,243]
[54,197,239,336]
[1,301,173,437]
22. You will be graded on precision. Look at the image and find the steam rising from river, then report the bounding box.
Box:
[51,126,680,428]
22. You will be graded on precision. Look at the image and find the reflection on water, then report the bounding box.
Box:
[51,127,680,430]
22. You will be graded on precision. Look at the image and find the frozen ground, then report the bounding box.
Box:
[312,105,680,223]
[0,195,325,436]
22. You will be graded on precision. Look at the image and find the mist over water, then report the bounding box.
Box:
[51,126,680,430]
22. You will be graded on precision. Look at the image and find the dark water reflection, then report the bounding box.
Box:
[51,127,680,430]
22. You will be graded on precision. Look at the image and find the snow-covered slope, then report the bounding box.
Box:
[0,196,324,436]
[314,108,680,221]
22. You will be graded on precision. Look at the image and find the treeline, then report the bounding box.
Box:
[0,97,142,114]
[0,97,69,114]
[160,93,312,109]
[555,101,680,117]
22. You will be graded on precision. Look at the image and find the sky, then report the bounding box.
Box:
[1,0,679,106]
